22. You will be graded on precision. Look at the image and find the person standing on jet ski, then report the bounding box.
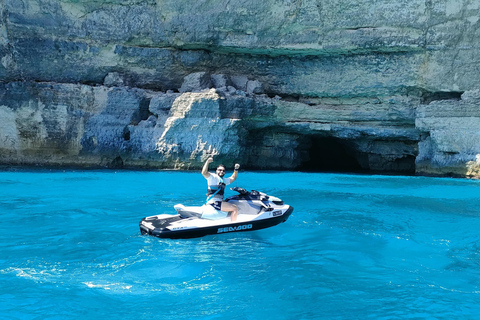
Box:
[202,157,240,221]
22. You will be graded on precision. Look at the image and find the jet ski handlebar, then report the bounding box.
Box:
[231,187,249,195]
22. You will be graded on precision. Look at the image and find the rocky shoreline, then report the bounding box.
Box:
[1,74,479,177]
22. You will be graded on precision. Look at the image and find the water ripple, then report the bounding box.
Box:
[1,171,480,319]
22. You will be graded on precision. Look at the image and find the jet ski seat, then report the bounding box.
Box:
[174,204,203,218]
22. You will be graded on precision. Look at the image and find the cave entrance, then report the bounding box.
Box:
[300,136,364,173]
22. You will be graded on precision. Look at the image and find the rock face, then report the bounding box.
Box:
[0,0,480,177]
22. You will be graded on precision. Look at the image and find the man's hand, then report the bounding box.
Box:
[234,163,240,170]
[207,157,214,164]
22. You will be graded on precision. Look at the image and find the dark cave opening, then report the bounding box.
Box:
[421,91,463,104]
[300,136,364,173]
[244,130,416,174]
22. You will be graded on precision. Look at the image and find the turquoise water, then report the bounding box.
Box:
[1,169,480,319]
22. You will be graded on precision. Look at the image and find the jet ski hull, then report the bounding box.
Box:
[140,206,294,239]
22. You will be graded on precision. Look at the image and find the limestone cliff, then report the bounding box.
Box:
[1,0,480,177]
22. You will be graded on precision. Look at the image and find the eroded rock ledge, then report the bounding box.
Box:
[1,73,480,177]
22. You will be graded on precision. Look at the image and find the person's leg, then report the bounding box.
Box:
[221,202,238,221]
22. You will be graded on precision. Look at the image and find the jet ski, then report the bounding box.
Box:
[139,187,294,239]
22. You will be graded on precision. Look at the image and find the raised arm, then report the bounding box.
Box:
[228,163,240,183]
[202,158,213,179]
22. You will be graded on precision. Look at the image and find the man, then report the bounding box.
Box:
[201,157,240,221]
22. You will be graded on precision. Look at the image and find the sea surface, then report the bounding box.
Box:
[1,169,479,319]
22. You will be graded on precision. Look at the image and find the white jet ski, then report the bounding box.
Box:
[139,187,294,239]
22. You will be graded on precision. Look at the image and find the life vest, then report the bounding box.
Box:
[206,176,225,203]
